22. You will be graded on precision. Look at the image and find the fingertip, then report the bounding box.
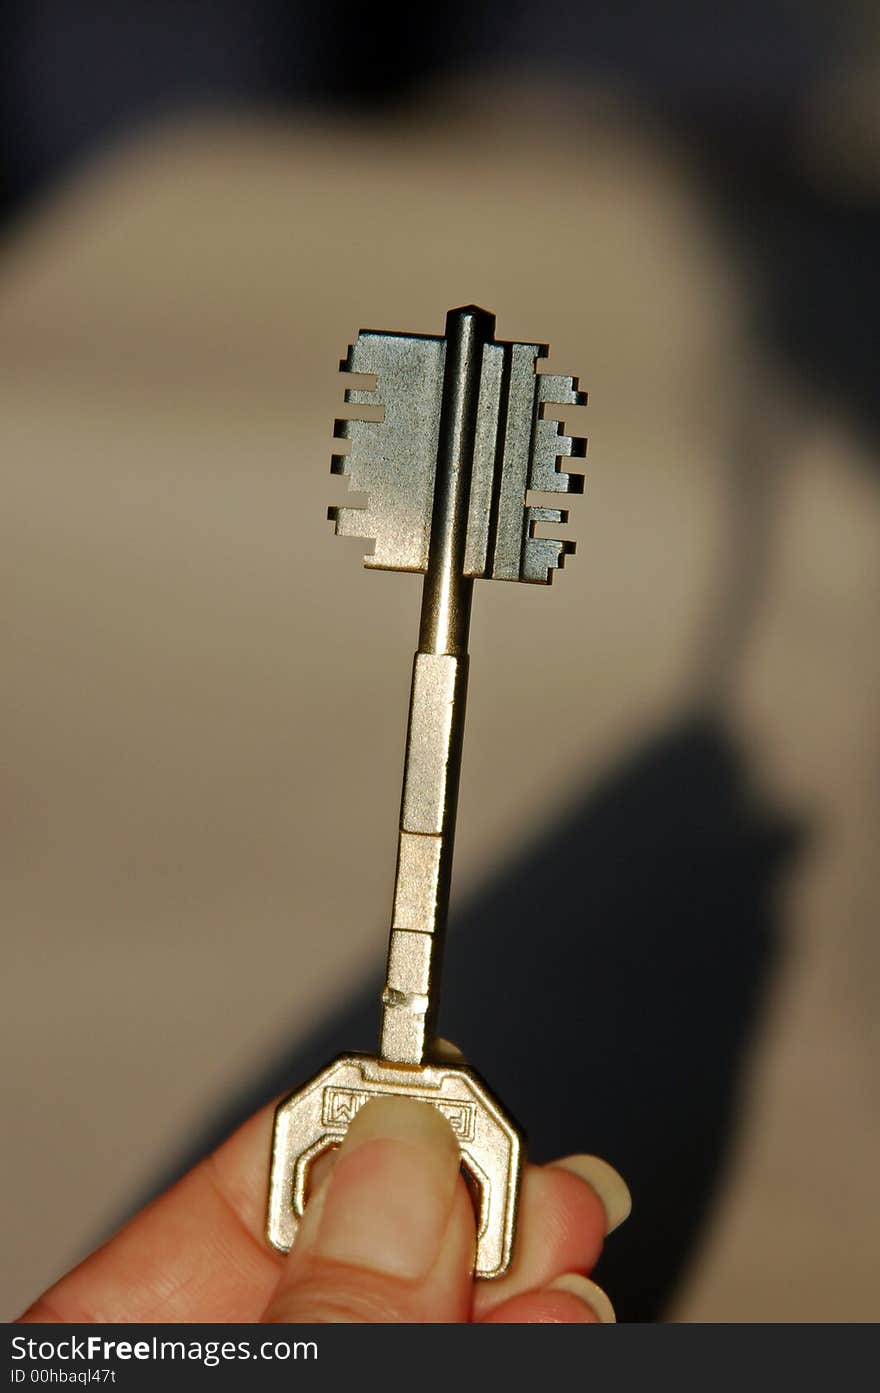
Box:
[547,1273,616,1322]
[471,1161,607,1320]
[548,1155,632,1235]
[261,1096,475,1323]
[479,1272,616,1325]
[292,1097,461,1282]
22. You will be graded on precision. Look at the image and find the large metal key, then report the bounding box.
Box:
[267,305,586,1278]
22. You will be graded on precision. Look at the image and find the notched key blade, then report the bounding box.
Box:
[521,505,576,584]
[329,315,587,584]
[470,342,587,583]
[536,370,588,409]
[328,331,445,573]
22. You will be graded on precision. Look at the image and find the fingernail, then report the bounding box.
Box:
[308,1096,460,1280]
[430,1037,466,1064]
[547,1274,616,1323]
[551,1155,632,1234]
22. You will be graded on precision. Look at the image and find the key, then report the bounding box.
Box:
[267,305,585,1277]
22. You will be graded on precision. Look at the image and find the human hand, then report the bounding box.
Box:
[19,1094,630,1324]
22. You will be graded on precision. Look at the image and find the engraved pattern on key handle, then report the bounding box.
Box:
[267,1056,523,1279]
[268,307,585,1279]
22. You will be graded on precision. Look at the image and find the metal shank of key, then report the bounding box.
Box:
[267,306,586,1278]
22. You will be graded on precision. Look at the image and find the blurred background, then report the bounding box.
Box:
[2,1,879,1322]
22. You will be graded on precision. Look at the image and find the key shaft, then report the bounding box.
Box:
[380,306,494,1065]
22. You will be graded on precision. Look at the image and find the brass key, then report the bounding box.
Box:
[267,305,585,1277]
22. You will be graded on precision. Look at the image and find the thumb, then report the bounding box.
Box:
[261,1096,476,1323]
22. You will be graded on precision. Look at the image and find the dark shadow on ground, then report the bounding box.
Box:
[156,714,799,1320]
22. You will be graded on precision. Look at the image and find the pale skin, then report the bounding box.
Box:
[19,1094,628,1324]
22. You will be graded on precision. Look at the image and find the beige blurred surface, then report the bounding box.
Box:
[2,91,878,1320]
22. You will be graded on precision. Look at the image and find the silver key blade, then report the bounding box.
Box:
[329,331,445,572]
[329,317,585,583]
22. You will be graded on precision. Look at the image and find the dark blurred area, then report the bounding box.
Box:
[3,3,878,463]
[2,0,878,1322]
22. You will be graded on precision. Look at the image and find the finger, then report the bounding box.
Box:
[261,1097,475,1323]
[18,1085,627,1325]
[472,1154,631,1321]
[480,1274,616,1324]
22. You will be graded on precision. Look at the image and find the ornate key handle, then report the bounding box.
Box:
[268,307,586,1278]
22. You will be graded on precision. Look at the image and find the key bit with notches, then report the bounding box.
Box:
[267,305,586,1278]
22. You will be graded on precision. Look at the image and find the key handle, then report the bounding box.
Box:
[267,1053,523,1279]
